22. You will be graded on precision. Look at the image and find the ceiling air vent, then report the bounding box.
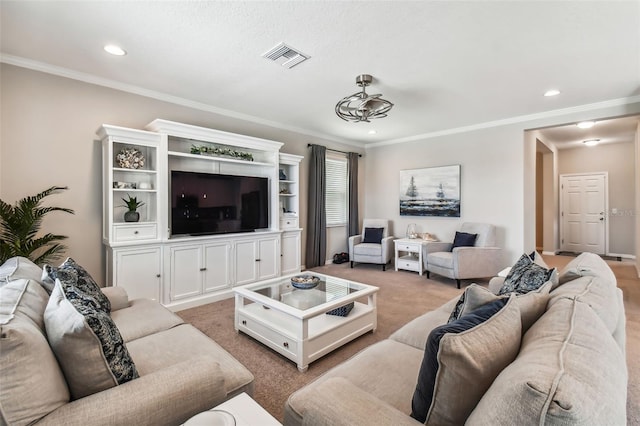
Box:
[262,42,310,69]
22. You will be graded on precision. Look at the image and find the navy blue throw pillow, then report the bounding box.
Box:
[451,231,477,251]
[410,298,509,423]
[363,227,384,244]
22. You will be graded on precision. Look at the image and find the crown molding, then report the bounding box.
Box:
[366,95,640,149]
[3,53,638,152]
[0,53,363,148]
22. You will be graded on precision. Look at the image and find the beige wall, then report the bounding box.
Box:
[636,121,640,275]
[558,141,636,256]
[364,106,640,266]
[0,64,364,284]
[3,63,640,279]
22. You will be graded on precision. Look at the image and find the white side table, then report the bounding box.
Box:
[184,393,281,426]
[394,238,431,275]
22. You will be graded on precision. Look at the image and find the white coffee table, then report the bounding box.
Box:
[234,273,378,371]
[184,392,280,426]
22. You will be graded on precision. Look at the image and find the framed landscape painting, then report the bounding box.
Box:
[399,165,460,217]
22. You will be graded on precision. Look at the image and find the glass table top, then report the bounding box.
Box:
[238,273,373,311]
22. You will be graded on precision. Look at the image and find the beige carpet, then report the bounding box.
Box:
[178,256,639,424]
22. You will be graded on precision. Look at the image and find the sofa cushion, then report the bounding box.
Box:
[558,251,616,288]
[353,243,383,256]
[410,296,521,424]
[468,297,627,425]
[427,251,454,269]
[0,278,70,425]
[125,324,254,397]
[111,298,184,342]
[287,339,424,422]
[451,231,477,250]
[43,257,111,310]
[389,296,460,350]
[363,227,384,244]
[44,278,139,399]
[448,282,551,332]
[498,253,555,295]
[0,256,43,285]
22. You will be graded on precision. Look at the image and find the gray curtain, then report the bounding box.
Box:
[305,144,326,268]
[348,152,359,237]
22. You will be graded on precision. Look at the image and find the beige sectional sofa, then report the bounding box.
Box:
[284,252,627,425]
[0,257,253,426]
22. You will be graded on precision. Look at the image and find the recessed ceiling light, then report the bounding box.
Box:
[544,89,560,97]
[104,44,126,56]
[368,130,377,135]
[577,121,595,129]
[583,139,600,147]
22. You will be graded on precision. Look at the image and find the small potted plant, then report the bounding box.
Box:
[121,195,145,222]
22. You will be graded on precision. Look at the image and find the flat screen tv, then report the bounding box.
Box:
[170,170,269,237]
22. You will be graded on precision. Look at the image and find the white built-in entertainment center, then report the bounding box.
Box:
[97,119,302,311]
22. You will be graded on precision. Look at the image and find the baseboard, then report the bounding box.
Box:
[541,251,557,256]
[167,289,233,312]
[607,253,636,260]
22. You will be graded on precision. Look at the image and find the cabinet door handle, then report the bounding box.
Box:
[255,259,261,262]
[283,342,289,348]
[199,267,207,271]
[242,320,247,325]
[156,274,161,278]
[134,231,139,234]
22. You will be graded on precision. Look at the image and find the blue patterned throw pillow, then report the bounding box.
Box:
[498,253,555,296]
[44,267,138,399]
[43,258,111,312]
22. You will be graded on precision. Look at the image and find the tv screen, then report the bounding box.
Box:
[170,170,269,237]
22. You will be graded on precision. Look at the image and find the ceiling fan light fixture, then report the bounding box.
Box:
[583,139,600,147]
[335,74,393,122]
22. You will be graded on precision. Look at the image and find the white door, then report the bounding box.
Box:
[235,240,258,285]
[169,245,202,300]
[203,242,232,293]
[281,230,301,275]
[115,246,162,302]
[257,237,280,280]
[560,173,607,254]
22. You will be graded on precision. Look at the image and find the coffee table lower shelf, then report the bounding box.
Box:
[235,300,376,372]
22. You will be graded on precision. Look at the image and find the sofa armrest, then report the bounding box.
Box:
[348,235,362,258]
[298,377,421,426]
[100,286,130,311]
[381,236,395,261]
[488,276,506,294]
[37,356,226,426]
[453,246,503,279]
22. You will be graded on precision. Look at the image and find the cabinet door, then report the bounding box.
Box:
[281,231,301,275]
[169,245,202,300]
[235,240,258,285]
[203,242,232,293]
[115,247,161,302]
[257,237,279,280]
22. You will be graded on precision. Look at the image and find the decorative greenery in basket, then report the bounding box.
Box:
[190,144,254,161]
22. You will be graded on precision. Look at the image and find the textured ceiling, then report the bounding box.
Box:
[1,1,639,146]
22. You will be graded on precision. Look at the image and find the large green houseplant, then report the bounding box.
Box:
[0,186,75,265]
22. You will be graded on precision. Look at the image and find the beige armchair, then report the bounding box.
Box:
[348,219,394,271]
[424,222,503,288]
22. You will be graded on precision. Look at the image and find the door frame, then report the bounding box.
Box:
[559,172,609,255]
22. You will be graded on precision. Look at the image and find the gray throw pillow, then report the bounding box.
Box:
[44,276,138,399]
[410,295,521,424]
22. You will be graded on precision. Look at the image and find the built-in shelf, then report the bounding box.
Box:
[168,150,273,167]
